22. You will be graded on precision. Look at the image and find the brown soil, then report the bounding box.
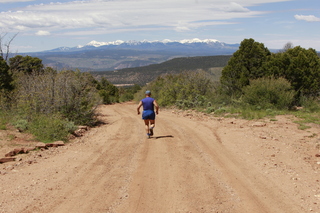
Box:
[0,102,320,213]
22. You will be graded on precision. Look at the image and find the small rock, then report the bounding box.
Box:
[46,141,64,147]
[74,129,86,137]
[252,122,266,127]
[78,126,89,130]
[23,147,35,153]
[53,141,65,146]
[0,158,16,164]
[5,151,15,157]
[315,154,320,157]
[36,142,46,149]
[13,148,24,155]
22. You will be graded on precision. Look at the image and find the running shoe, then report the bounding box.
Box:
[146,133,150,138]
[149,127,154,136]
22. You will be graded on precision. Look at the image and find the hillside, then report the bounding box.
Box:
[91,55,232,85]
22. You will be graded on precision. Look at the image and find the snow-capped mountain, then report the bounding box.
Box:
[80,40,126,48]
[80,38,226,48]
[45,38,239,54]
[29,38,239,71]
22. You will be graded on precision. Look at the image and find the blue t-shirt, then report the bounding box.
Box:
[141,97,155,111]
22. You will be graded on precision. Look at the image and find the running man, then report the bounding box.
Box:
[137,90,159,138]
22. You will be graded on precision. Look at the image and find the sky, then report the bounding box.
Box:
[0,0,319,53]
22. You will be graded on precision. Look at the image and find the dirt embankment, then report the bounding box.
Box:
[0,102,319,213]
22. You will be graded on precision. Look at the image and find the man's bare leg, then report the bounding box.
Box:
[144,120,150,137]
[149,120,155,136]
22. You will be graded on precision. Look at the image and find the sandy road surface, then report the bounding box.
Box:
[0,102,320,213]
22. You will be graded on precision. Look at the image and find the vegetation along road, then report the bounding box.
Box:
[1,102,320,213]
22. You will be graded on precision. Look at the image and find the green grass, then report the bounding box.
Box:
[0,123,6,130]
[0,110,77,143]
[0,112,9,130]
[291,111,320,130]
[206,105,320,130]
[208,106,284,120]
[8,134,15,141]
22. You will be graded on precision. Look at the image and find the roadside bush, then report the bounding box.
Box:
[12,119,28,131]
[28,114,77,143]
[96,77,119,104]
[119,84,141,102]
[296,95,320,113]
[242,77,295,110]
[0,111,8,130]
[136,70,217,109]
[12,70,101,125]
[206,106,215,114]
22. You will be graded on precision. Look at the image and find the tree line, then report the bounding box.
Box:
[136,38,320,115]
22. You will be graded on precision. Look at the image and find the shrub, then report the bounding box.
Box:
[137,70,217,108]
[119,84,141,102]
[13,70,101,126]
[242,77,295,110]
[12,119,28,131]
[0,110,8,130]
[96,77,119,104]
[28,114,77,143]
[206,106,215,114]
[297,95,320,112]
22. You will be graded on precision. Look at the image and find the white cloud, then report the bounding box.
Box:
[224,2,250,12]
[35,30,50,36]
[0,0,287,35]
[0,0,33,2]
[294,15,320,22]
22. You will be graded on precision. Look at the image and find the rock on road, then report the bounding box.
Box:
[0,102,319,213]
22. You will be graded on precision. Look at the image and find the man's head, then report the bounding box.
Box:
[145,90,151,96]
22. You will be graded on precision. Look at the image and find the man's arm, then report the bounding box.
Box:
[137,101,142,115]
[153,100,159,114]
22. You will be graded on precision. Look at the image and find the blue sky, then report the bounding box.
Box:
[0,0,319,52]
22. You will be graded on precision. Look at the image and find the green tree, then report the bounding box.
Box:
[220,38,271,97]
[96,77,119,104]
[9,55,44,75]
[119,84,141,102]
[0,56,13,91]
[266,46,320,97]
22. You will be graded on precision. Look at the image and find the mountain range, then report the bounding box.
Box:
[25,38,240,71]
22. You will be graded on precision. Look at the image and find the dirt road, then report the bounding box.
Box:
[1,102,320,213]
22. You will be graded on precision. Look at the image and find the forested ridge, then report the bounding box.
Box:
[91,55,232,85]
